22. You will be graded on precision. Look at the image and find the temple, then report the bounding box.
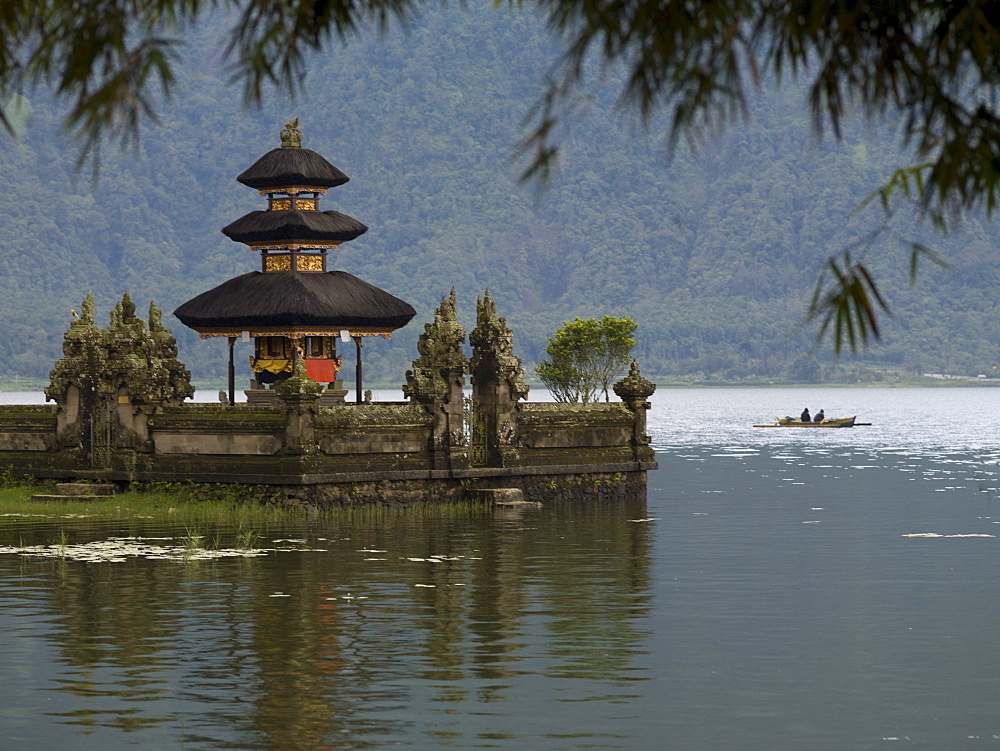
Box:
[174,119,415,406]
[0,122,657,506]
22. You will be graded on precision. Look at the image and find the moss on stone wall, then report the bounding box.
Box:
[519,402,632,414]
[150,407,287,431]
[486,470,647,504]
[315,403,433,429]
[272,469,647,507]
[517,408,632,430]
[0,405,58,429]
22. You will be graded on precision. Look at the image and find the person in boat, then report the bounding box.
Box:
[813,409,825,422]
[800,408,811,422]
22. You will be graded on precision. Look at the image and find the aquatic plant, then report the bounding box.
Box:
[235,526,260,549]
[0,537,289,563]
[182,527,204,552]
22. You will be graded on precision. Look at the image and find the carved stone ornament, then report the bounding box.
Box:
[275,356,324,400]
[148,300,163,331]
[46,292,194,406]
[613,361,656,407]
[469,289,528,401]
[498,417,523,447]
[46,292,106,402]
[80,291,95,324]
[121,291,136,319]
[280,117,302,149]
[403,288,469,402]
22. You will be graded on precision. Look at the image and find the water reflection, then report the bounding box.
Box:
[0,500,651,749]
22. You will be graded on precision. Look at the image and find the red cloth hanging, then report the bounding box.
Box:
[304,359,337,383]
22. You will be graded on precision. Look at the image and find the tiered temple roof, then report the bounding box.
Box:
[174,119,415,339]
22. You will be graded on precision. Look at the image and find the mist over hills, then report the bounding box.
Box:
[1,5,998,388]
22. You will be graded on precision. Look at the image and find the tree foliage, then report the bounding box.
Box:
[591,315,639,400]
[536,316,637,402]
[537,318,600,403]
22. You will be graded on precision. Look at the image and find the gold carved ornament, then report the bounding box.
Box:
[198,329,394,339]
[251,243,338,251]
[264,255,292,271]
[295,198,317,211]
[258,187,328,196]
[296,255,324,271]
[269,199,291,211]
[303,336,329,358]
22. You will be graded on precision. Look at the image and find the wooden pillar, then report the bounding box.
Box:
[227,336,236,406]
[354,336,363,404]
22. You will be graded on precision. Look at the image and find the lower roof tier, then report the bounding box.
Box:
[174,270,416,333]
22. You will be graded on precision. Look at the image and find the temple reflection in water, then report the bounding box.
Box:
[0,501,651,747]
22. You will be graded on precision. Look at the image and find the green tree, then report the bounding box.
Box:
[591,315,639,401]
[537,318,600,403]
[3,0,1000,350]
[536,316,637,402]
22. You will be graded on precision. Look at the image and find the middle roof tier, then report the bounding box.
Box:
[222,209,368,246]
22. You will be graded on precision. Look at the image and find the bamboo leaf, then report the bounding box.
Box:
[807,253,892,355]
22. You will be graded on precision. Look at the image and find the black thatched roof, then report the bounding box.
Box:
[237,148,350,190]
[222,210,368,245]
[174,271,416,331]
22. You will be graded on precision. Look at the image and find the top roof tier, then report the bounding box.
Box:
[236,119,350,192]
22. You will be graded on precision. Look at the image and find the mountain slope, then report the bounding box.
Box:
[0,5,997,386]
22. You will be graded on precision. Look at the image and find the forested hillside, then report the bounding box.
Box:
[1,5,998,387]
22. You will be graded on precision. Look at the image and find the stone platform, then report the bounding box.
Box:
[3,290,657,507]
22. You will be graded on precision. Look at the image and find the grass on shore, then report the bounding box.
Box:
[0,483,493,525]
[0,484,304,526]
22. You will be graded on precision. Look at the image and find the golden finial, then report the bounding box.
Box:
[280,118,302,148]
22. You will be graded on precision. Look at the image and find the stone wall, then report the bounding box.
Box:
[0,406,57,452]
[0,397,654,495]
[271,469,648,507]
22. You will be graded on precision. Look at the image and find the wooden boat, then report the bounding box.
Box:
[753,416,858,428]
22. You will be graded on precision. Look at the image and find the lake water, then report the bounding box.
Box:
[0,388,998,749]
